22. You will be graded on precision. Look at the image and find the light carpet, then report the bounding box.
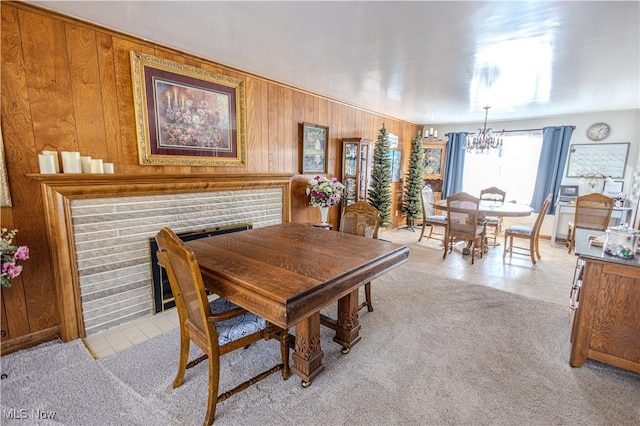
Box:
[1,260,639,425]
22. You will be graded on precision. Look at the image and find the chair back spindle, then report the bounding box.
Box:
[567,193,614,253]
[419,185,448,243]
[479,187,506,246]
[443,192,486,265]
[156,229,212,338]
[339,201,381,239]
[503,193,552,265]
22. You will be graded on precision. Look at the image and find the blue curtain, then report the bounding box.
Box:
[530,126,574,214]
[442,132,467,198]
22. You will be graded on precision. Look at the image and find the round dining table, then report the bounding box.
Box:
[433,199,534,217]
[432,199,534,253]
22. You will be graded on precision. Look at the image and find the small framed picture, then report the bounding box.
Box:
[388,133,399,149]
[300,122,328,174]
[559,185,579,197]
[603,180,624,194]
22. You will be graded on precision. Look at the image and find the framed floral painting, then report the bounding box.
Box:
[130,51,246,166]
[300,122,328,174]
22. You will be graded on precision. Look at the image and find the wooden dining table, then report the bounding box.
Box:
[433,199,534,252]
[184,222,409,386]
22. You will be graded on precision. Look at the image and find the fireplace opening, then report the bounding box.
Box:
[149,223,253,313]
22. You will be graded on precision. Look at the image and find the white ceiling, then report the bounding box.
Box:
[26,1,640,125]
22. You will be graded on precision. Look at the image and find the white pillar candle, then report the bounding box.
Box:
[61,151,82,173]
[41,150,60,173]
[434,130,438,138]
[38,154,57,174]
[90,159,104,174]
[103,162,115,174]
[80,156,92,173]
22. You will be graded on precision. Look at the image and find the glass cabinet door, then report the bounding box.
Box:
[344,177,357,205]
[358,144,369,201]
[341,138,371,206]
[344,143,357,178]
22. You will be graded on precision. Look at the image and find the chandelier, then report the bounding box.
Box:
[581,172,611,190]
[464,106,503,154]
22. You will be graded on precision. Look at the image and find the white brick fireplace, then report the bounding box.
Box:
[73,188,283,335]
[30,174,292,341]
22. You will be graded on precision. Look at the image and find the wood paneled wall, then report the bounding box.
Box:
[0,2,420,352]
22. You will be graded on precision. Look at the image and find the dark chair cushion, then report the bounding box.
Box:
[210,298,266,345]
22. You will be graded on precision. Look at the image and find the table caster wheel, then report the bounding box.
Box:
[462,247,471,255]
[301,380,312,388]
[341,347,350,354]
[0,373,7,379]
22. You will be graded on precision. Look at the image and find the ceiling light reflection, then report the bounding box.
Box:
[469,25,555,112]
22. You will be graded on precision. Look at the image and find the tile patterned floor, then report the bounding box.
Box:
[83,228,577,359]
[83,308,180,359]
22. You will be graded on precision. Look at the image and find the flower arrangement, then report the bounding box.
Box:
[306,175,345,207]
[164,98,228,148]
[1,228,29,288]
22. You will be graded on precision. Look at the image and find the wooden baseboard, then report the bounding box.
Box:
[0,326,59,356]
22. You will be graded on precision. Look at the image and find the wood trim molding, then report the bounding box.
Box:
[28,173,293,342]
[0,326,59,356]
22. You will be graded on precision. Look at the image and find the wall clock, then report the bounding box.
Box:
[586,122,610,141]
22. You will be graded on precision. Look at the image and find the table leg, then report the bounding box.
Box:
[291,312,325,386]
[332,289,362,353]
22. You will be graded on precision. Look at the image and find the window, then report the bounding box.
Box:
[462,130,543,204]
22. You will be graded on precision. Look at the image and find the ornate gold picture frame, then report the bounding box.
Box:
[1,131,11,207]
[130,51,246,167]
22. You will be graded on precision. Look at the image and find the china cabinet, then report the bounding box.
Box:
[422,140,446,180]
[422,140,446,209]
[341,138,371,206]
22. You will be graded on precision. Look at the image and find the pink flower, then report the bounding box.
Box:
[14,246,29,261]
[2,262,22,279]
[306,175,345,207]
[1,228,29,287]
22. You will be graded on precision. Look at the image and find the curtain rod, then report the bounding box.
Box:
[499,125,576,133]
[498,128,542,133]
[446,125,575,136]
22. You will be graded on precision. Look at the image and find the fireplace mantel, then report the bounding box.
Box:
[29,173,293,341]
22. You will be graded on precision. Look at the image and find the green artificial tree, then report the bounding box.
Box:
[401,132,425,230]
[368,123,392,228]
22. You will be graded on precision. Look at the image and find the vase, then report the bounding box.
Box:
[319,206,329,225]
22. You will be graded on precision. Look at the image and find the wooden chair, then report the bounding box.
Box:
[566,193,614,254]
[503,193,552,265]
[418,184,447,243]
[155,227,290,426]
[339,201,381,311]
[479,186,506,246]
[320,201,380,350]
[443,192,487,265]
